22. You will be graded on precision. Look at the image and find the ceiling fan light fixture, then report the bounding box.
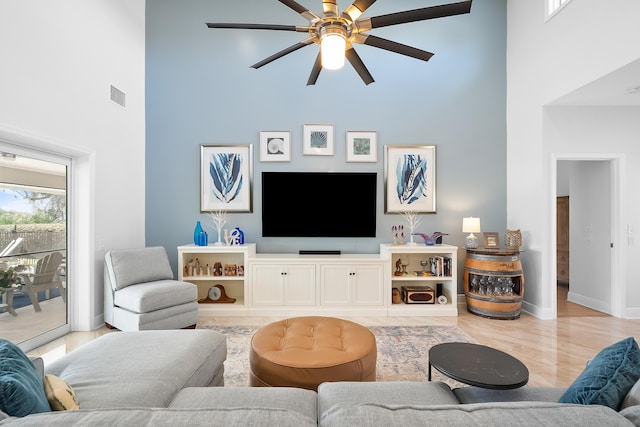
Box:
[320,23,347,70]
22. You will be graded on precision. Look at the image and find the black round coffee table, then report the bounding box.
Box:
[428,342,529,389]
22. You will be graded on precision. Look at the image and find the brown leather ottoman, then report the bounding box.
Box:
[249,316,377,391]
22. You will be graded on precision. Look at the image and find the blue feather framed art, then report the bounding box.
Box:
[200,144,253,212]
[384,145,436,213]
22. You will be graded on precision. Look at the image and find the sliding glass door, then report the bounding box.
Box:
[0,146,69,347]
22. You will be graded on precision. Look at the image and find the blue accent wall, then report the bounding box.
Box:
[146,0,507,271]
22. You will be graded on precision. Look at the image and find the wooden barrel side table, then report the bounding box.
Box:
[463,249,524,320]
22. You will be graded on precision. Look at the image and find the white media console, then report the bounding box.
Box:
[177,243,459,317]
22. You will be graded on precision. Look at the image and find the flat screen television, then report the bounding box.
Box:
[261,172,377,237]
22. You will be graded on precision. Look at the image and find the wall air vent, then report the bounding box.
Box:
[110,85,126,108]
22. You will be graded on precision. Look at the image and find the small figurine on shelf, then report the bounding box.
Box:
[394,258,404,276]
[213,262,223,276]
[224,264,237,276]
[392,288,402,304]
[187,259,196,276]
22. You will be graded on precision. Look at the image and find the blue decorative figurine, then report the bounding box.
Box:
[234,227,245,245]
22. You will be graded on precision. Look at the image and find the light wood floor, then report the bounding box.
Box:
[25,285,640,389]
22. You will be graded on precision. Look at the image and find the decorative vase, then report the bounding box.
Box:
[198,231,208,246]
[504,229,522,251]
[193,221,203,245]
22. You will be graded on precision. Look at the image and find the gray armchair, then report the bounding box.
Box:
[104,246,198,331]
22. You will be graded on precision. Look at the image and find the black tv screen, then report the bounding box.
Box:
[262,172,377,237]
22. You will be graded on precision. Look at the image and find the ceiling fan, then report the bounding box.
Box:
[206,0,472,85]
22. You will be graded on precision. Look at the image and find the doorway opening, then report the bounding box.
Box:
[554,156,623,318]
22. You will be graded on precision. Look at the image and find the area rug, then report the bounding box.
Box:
[199,325,476,388]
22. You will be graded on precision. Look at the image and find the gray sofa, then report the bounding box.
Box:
[2,330,639,426]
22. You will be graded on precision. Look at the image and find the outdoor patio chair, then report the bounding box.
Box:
[19,251,66,312]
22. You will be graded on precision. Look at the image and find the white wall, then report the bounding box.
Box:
[507,0,640,318]
[0,0,146,330]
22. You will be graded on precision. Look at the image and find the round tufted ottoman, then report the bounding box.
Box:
[249,316,377,391]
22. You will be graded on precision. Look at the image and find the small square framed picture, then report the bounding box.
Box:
[346,131,377,162]
[483,232,500,249]
[303,124,334,156]
[260,131,291,162]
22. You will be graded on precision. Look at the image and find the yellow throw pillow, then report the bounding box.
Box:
[43,374,80,411]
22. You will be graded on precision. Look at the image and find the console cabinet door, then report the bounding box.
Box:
[319,264,351,305]
[319,264,384,306]
[283,264,316,306]
[251,264,284,305]
[352,264,384,306]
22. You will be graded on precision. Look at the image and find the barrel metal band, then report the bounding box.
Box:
[466,267,524,276]
[466,293,523,303]
[468,253,519,262]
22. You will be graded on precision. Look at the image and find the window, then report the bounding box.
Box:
[546,0,574,20]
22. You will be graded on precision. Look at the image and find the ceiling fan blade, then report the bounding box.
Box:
[307,52,323,86]
[357,0,472,31]
[251,38,315,69]
[342,0,377,22]
[323,0,339,16]
[206,23,309,32]
[279,0,321,21]
[354,34,433,62]
[345,46,374,85]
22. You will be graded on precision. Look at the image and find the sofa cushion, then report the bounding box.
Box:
[44,330,226,409]
[318,401,633,427]
[558,336,640,410]
[0,339,50,417]
[107,247,174,290]
[454,385,567,403]
[621,378,640,409]
[113,280,197,313]
[620,405,640,425]
[169,386,318,421]
[317,381,459,416]
[43,374,80,411]
[0,407,317,426]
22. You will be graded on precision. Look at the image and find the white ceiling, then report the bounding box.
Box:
[549,58,640,106]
